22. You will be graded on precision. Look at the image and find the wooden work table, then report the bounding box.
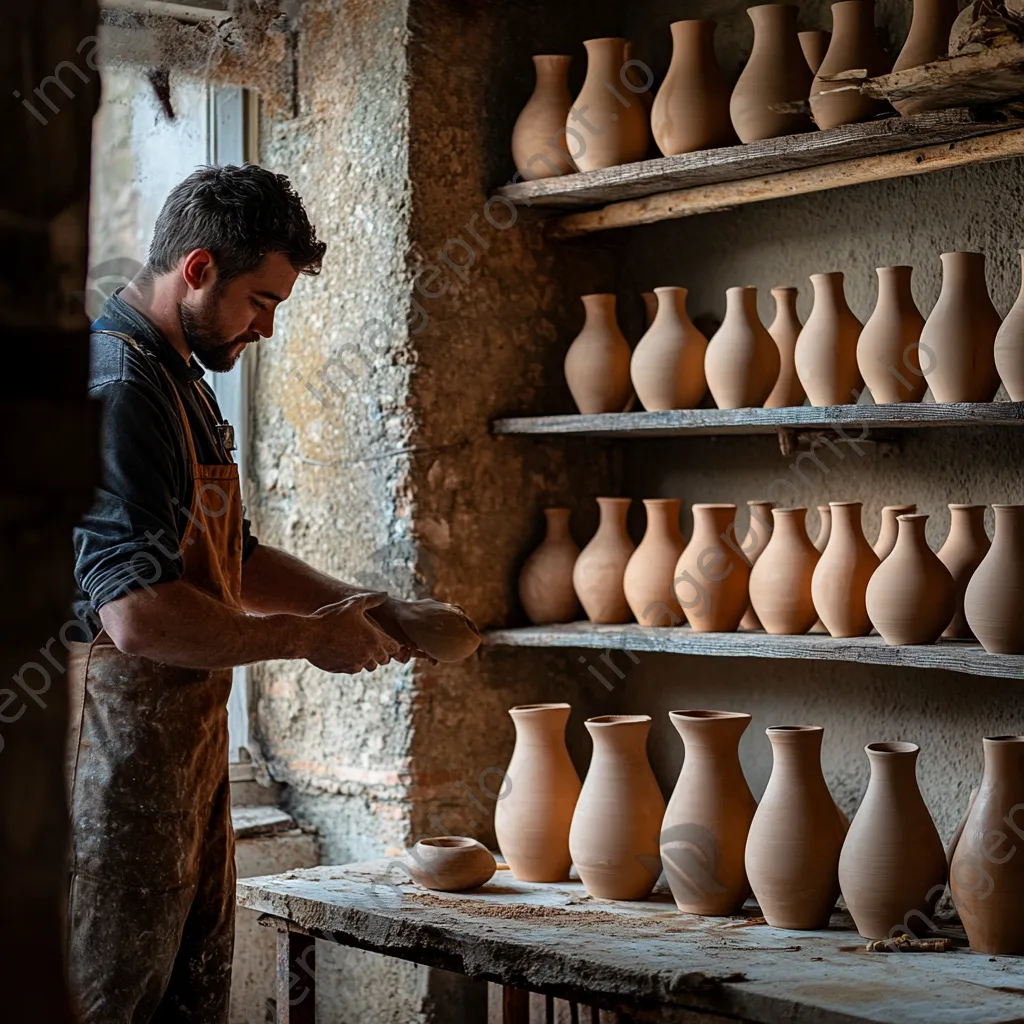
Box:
[237,860,1024,1024]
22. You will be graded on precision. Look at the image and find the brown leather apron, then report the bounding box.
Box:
[67,330,242,1023]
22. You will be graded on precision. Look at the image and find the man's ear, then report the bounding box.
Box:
[181,249,217,292]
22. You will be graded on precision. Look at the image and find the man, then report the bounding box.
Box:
[69,164,421,1022]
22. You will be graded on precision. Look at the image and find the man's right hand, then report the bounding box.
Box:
[302,591,403,674]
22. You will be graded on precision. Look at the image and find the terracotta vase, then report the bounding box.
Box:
[731,4,814,143]
[661,710,757,915]
[406,837,496,892]
[858,266,927,404]
[794,272,863,407]
[872,503,917,561]
[965,504,1024,654]
[811,501,880,638]
[749,508,821,635]
[810,1,891,131]
[938,504,990,639]
[705,287,781,409]
[631,287,708,411]
[920,252,1002,404]
[569,38,650,172]
[569,715,666,900]
[739,500,775,630]
[674,504,751,633]
[866,514,955,646]
[745,725,846,929]
[799,30,831,73]
[494,703,582,882]
[765,286,806,408]
[564,294,633,415]
[511,55,576,181]
[518,508,581,625]
[573,497,635,624]
[809,505,832,633]
[624,41,654,113]
[951,736,1024,954]
[995,249,1024,402]
[652,20,735,156]
[838,742,946,940]
[892,0,960,115]
[624,499,686,627]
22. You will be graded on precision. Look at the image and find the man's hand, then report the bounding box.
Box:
[302,591,403,674]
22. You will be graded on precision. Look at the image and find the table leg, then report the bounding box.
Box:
[488,982,530,1023]
[276,928,316,1024]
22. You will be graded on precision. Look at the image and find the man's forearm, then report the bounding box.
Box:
[241,543,369,614]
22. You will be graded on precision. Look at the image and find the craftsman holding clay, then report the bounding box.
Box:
[67,165,475,1022]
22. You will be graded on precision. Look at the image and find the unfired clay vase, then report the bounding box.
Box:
[965,504,1024,654]
[624,499,686,627]
[573,498,635,624]
[799,29,831,73]
[569,715,666,900]
[794,272,863,407]
[652,21,735,156]
[857,267,927,404]
[512,56,576,181]
[730,4,814,143]
[920,252,1002,404]
[564,294,633,414]
[995,249,1024,401]
[872,503,917,561]
[631,287,708,411]
[674,504,751,633]
[739,500,775,630]
[518,508,580,625]
[811,501,880,638]
[745,725,846,929]
[838,742,946,940]
[866,514,955,646]
[407,837,496,892]
[661,710,757,915]
[749,508,822,635]
[891,0,960,115]
[570,38,650,172]
[951,736,1024,954]
[705,287,781,409]
[938,504,990,639]
[391,601,481,662]
[494,703,582,882]
[810,1,891,131]
[765,287,806,408]
[810,504,832,632]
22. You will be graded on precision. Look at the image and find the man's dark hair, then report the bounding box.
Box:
[146,164,326,283]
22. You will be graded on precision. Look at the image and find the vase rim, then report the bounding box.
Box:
[643,497,680,506]
[510,702,571,715]
[726,285,757,295]
[992,503,1024,511]
[533,53,572,62]
[669,18,716,28]
[773,506,807,515]
[896,513,928,523]
[810,271,844,281]
[581,292,615,301]
[543,506,571,513]
[767,724,823,734]
[693,502,737,510]
[416,836,480,849]
[596,496,631,506]
[587,714,651,726]
[984,735,1024,744]
[866,741,919,756]
[948,503,987,510]
[876,265,912,274]
[670,709,751,721]
[582,36,626,46]
[882,503,916,511]
[747,499,774,507]
[653,285,687,294]
[828,500,861,508]
[771,285,798,293]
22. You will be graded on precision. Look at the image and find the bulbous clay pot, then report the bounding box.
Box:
[631,287,708,411]
[739,500,775,630]
[750,508,821,635]
[795,272,863,407]
[674,504,751,633]
[799,29,831,73]
[573,498,634,624]
[892,0,960,115]
[652,20,735,156]
[765,286,806,408]
[390,600,481,662]
[569,38,650,172]
[920,252,1002,404]
[810,1,891,131]
[809,505,832,632]
[811,501,880,638]
[858,266,927,404]
[512,55,576,181]
[731,4,814,143]
[838,742,946,940]
[705,287,781,409]
[745,725,846,929]
[564,294,633,415]
[995,249,1024,402]
[624,499,686,627]
[518,508,581,625]
[661,710,757,915]
[866,514,955,646]
[951,736,1024,954]
[938,504,990,639]
[569,715,666,900]
[407,837,496,892]
[494,703,582,882]
[965,504,1024,654]
[872,503,917,561]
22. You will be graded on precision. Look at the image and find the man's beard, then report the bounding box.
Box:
[178,296,251,373]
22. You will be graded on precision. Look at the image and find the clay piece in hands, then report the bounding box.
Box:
[390,600,481,662]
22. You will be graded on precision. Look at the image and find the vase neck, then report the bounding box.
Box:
[876,265,913,303]
[533,54,571,86]
[510,704,571,743]
[940,252,986,290]
[596,498,630,536]
[771,287,799,319]
[772,507,808,542]
[586,716,651,760]
[829,502,863,538]
[583,37,626,78]
[767,726,825,773]
[672,711,749,763]
[582,293,616,324]
[948,505,987,540]
[992,505,1024,549]
[653,286,689,325]
[643,499,681,539]
[669,19,715,58]
[749,4,798,44]
[543,507,572,543]
[691,504,736,544]
[810,272,848,311]
[865,741,920,785]
[832,0,875,37]
[982,736,1024,782]
[894,513,929,547]
[725,286,758,321]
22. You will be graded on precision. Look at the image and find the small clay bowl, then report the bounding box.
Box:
[406,837,496,892]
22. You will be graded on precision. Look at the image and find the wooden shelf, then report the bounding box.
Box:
[483,623,1024,681]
